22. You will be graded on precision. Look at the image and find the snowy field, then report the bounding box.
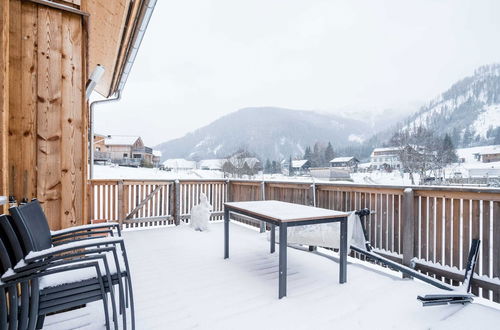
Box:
[45,223,500,329]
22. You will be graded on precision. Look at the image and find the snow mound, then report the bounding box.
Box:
[190,193,212,231]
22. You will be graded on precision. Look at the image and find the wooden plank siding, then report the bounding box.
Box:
[0,0,9,213]
[6,0,87,229]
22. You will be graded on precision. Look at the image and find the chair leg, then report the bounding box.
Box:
[97,274,111,330]
[127,275,136,330]
[28,281,40,330]
[125,278,129,308]
[35,315,45,329]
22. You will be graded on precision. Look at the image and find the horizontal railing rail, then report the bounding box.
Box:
[88,178,500,302]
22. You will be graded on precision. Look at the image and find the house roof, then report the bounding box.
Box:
[105,135,141,146]
[199,159,225,170]
[152,150,162,157]
[330,157,357,163]
[292,160,309,168]
[478,145,500,155]
[163,159,196,169]
[229,157,260,168]
[87,0,158,97]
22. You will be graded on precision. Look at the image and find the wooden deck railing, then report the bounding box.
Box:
[89,178,500,302]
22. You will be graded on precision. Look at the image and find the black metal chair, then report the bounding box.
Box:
[2,208,128,329]
[9,199,135,329]
[0,221,112,329]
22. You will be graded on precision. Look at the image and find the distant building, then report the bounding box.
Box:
[330,157,359,171]
[480,145,500,163]
[93,134,161,167]
[370,147,401,170]
[291,160,310,175]
[309,167,352,181]
[163,158,196,171]
[152,151,162,167]
[199,159,225,171]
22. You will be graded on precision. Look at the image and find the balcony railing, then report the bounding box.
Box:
[88,178,500,303]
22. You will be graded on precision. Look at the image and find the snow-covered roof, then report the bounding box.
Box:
[228,157,260,168]
[163,158,196,169]
[478,145,500,155]
[372,147,400,153]
[152,150,162,157]
[330,157,357,163]
[292,160,309,168]
[456,145,500,162]
[105,135,141,146]
[199,159,225,170]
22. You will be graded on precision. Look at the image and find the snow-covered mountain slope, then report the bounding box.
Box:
[156,107,378,161]
[402,64,500,145]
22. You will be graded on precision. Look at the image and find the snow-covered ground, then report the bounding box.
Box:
[45,222,500,329]
[94,164,225,180]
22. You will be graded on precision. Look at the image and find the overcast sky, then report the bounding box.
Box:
[94,0,500,147]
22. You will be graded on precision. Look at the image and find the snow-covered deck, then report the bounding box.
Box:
[46,222,500,329]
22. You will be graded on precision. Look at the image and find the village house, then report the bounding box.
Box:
[93,135,161,168]
[163,158,197,171]
[479,145,500,163]
[370,147,401,170]
[291,159,311,175]
[330,157,359,172]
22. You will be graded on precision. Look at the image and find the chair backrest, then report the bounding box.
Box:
[0,235,13,274]
[0,215,24,265]
[9,200,52,252]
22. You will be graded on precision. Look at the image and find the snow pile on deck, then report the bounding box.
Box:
[45,222,500,329]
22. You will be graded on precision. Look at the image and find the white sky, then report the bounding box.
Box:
[95,0,500,147]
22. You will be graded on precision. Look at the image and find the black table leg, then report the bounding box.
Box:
[279,223,288,299]
[270,224,275,253]
[339,217,347,283]
[224,208,229,259]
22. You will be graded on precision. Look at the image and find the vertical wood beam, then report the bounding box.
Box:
[37,6,63,229]
[402,188,415,278]
[0,0,9,213]
[0,0,9,212]
[174,180,180,225]
[60,12,83,228]
[117,180,124,228]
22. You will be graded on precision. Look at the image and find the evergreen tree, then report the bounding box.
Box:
[271,160,280,174]
[324,142,334,163]
[494,128,500,145]
[462,127,473,147]
[288,155,294,176]
[264,159,272,174]
[311,142,325,167]
[441,134,458,164]
[303,146,313,162]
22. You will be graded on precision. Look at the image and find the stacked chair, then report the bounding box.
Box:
[0,199,135,329]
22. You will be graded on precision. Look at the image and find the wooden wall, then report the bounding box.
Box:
[5,0,88,229]
[0,0,9,213]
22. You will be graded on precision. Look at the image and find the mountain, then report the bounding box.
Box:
[400,64,500,146]
[156,107,378,161]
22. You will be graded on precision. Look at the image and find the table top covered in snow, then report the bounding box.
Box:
[225,200,349,223]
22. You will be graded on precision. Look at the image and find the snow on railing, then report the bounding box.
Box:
[89,178,500,302]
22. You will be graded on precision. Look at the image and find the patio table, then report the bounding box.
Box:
[223,200,350,299]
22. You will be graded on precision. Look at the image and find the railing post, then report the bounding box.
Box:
[226,179,232,202]
[117,181,124,229]
[260,181,266,233]
[174,180,181,225]
[309,182,316,207]
[402,188,415,278]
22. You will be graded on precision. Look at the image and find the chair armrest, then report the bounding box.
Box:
[2,256,104,283]
[52,230,115,245]
[14,246,117,273]
[51,222,121,238]
[24,237,124,263]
